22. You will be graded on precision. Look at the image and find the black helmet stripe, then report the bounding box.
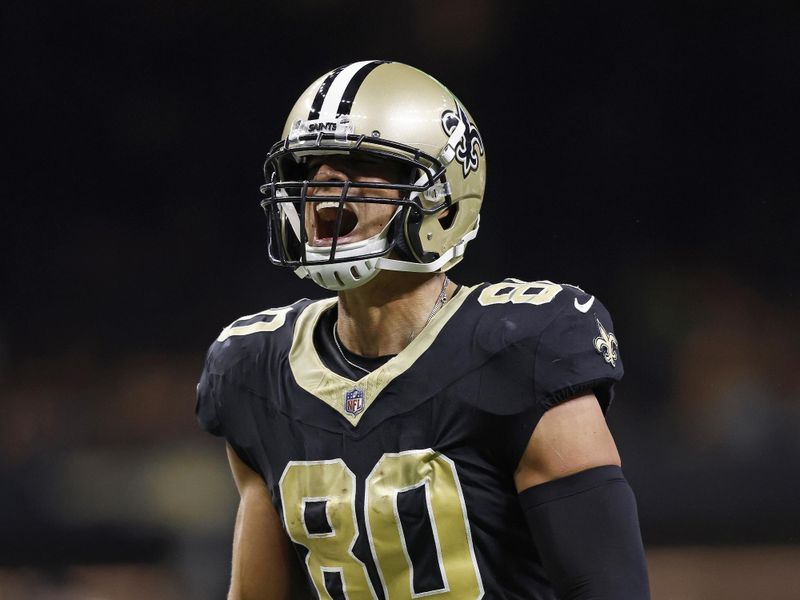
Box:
[336,60,389,116]
[307,65,346,120]
[307,60,389,121]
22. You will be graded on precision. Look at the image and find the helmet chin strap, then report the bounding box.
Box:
[376,217,479,274]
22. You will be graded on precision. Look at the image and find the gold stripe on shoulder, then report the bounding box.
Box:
[289,286,476,425]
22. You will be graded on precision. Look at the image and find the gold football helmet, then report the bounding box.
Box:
[260,60,486,290]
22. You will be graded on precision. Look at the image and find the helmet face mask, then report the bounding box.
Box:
[259,60,486,291]
[261,135,449,262]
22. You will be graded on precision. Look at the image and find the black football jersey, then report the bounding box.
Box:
[196,279,623,600]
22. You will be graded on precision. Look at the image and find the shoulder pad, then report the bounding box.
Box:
[469,279,623,410]
[209,299,315,370]
[195,297,329,435]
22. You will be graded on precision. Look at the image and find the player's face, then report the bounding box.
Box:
[304,156,403,247]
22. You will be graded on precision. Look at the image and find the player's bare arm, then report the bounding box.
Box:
[514,392,621,490]
[226,445,310,600]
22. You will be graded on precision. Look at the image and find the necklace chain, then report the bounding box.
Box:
[424,274,450,327]
[332,321,371,375]
[332,275,450,375]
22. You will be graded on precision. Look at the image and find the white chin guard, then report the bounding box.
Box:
[295,232,389,291]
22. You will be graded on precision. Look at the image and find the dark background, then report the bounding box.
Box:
[3,1,799,598]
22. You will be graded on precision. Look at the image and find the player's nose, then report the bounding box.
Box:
[310,163,349,196]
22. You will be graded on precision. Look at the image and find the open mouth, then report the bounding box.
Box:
[313,201,358,243]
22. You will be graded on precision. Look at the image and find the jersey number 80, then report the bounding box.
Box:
[279,449,484,599]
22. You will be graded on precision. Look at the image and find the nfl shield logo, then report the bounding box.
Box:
[344,387,365,417]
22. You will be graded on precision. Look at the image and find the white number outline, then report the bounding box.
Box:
[477,279,563,307]
[217,305,294,341]
[301,496,337,539]
[392,477,449,597]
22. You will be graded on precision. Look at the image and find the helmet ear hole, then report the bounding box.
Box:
[438,203,458,231]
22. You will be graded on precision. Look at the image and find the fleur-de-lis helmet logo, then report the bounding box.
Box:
[441,103,484,178]
[593,318,619,368]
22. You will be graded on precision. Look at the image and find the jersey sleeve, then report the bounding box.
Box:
[196,344,224,436]
[533,295,623,413]
[194,330,273,481]
[194,325,254,438]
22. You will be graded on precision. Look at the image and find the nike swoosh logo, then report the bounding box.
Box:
[574,296,595,313]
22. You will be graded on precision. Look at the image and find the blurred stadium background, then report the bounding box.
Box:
[3,1,799,598]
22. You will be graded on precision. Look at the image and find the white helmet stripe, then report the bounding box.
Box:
[318,60,379,120]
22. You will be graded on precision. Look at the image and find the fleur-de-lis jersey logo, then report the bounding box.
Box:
[593,318,619,368]
[440,103,484,178]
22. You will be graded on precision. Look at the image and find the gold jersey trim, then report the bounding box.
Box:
[289,285,477,425]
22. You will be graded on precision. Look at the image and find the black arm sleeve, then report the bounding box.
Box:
[518,465,650,599]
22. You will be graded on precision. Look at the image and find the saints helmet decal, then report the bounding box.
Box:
[441,102,484,178]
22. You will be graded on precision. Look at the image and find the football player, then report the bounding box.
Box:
[197,60,650,599]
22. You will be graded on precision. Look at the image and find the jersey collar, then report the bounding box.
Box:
[289,284,476,426]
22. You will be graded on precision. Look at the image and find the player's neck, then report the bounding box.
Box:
[336,272,455,357]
